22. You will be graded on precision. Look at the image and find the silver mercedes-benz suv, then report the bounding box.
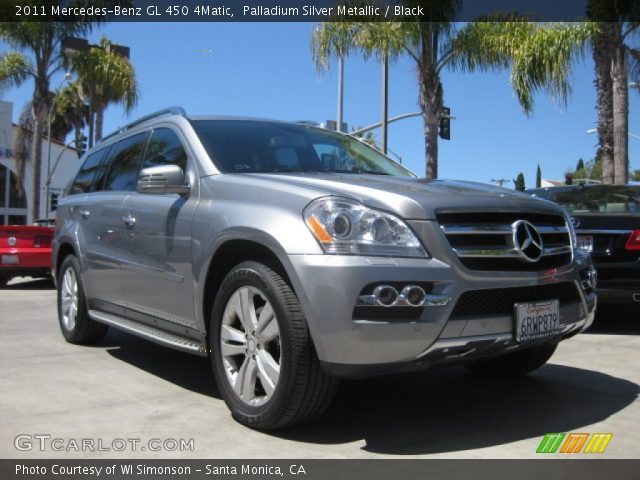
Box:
[53,107,597,429]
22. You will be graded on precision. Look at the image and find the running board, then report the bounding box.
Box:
[88,310,207,356]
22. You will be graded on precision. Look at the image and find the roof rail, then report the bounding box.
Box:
[98,106,186,145]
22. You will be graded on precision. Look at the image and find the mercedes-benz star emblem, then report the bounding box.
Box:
[8,236,17,247]
[512,220,544,262]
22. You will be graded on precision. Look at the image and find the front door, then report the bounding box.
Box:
[118,127,198,328]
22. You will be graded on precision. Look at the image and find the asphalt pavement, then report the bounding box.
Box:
[1,277,638,459]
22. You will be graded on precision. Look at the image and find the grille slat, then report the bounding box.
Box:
[450,283,581,318]
[438,211,572,271]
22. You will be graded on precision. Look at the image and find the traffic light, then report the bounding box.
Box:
[77,134,88,156]
[439,107,450,140]
[565,174,573,186]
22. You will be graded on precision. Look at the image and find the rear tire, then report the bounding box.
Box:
[57,255,108,344]
[465,343,557,377]
[210,261,338,430]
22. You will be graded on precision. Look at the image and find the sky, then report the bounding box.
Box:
[1,22,639,188]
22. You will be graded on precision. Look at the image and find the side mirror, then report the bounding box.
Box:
[137,165,190,196]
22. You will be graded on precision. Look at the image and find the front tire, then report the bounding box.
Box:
[210,261,337,430]
[465,343,557,377]
[57,255,108,344]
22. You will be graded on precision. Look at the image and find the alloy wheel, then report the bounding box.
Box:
[220,286,281,406]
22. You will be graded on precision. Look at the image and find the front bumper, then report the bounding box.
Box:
[287,253,596,378]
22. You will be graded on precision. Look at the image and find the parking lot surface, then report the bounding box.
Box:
[1,278,639,459]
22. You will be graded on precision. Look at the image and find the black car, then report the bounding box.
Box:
[527,184,640,306]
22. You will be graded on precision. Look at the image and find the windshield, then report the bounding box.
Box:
[532,186,640,214]
[190,120,414,177]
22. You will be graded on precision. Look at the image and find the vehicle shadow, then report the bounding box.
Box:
[102,328,638,455]
[104,329,219,399]
[272,364,638,454]
[3,278,54,290]
[587,305,640,335]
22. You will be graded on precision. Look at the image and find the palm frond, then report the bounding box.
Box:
[509,22,596,114]
[0,52,33,95]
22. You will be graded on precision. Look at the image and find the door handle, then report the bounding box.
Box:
[122,214,136,227]
[79,209,90,219]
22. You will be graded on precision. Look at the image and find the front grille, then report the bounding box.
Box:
[437,211,572,271]
[450,282,581,318]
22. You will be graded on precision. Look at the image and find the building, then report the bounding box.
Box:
[0,100,80,225]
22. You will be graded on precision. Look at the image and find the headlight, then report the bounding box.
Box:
[303,197,428,257]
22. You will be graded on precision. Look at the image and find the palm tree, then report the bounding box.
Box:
[592,23,616,184]
[50,81,89,157]
[313,15,595,179]
[66,37,138,146]
[589,0,639,185]
[0,16,104,219]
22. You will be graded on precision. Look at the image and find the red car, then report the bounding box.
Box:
[0,222,54,287]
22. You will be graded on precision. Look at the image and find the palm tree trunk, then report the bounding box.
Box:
[611,24,628,185]
[593,23,615,184]
[95,108,104,143]
[418,64,443,180]
[30,100,46,221]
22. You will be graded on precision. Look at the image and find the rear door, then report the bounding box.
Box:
[119,127,198,327]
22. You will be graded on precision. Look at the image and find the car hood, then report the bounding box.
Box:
[246,173,562,220]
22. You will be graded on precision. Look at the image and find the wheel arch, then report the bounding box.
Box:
[201,237,293,333]
[198,231,324,358]
[54,242,78,285]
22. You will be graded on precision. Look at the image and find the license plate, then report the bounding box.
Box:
[1,255,18,265]
[515,300,559,342]
[577,235,594,253]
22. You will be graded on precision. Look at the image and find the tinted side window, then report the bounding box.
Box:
[102,133,149,192]
[69,148,109,195]
[142,128,187,171]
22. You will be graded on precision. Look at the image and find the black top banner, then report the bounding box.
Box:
[2,0,635,22]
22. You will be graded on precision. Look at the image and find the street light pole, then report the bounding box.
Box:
[45,72,72,217]
[381,52,388,155]
[337,56,344,132]
[351,111,422,136]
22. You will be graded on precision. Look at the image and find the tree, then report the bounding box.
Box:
[576,158,585,172]
[565,156,603,182]
[65,36,138,145]
[513,173,526,192]
[588,1,640,184]
[312,16,595,179]
[0,2,121,219]
[631,169,640,181]
[49,82,91,158]
[536,164,542,188]
[591,22,616,184]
